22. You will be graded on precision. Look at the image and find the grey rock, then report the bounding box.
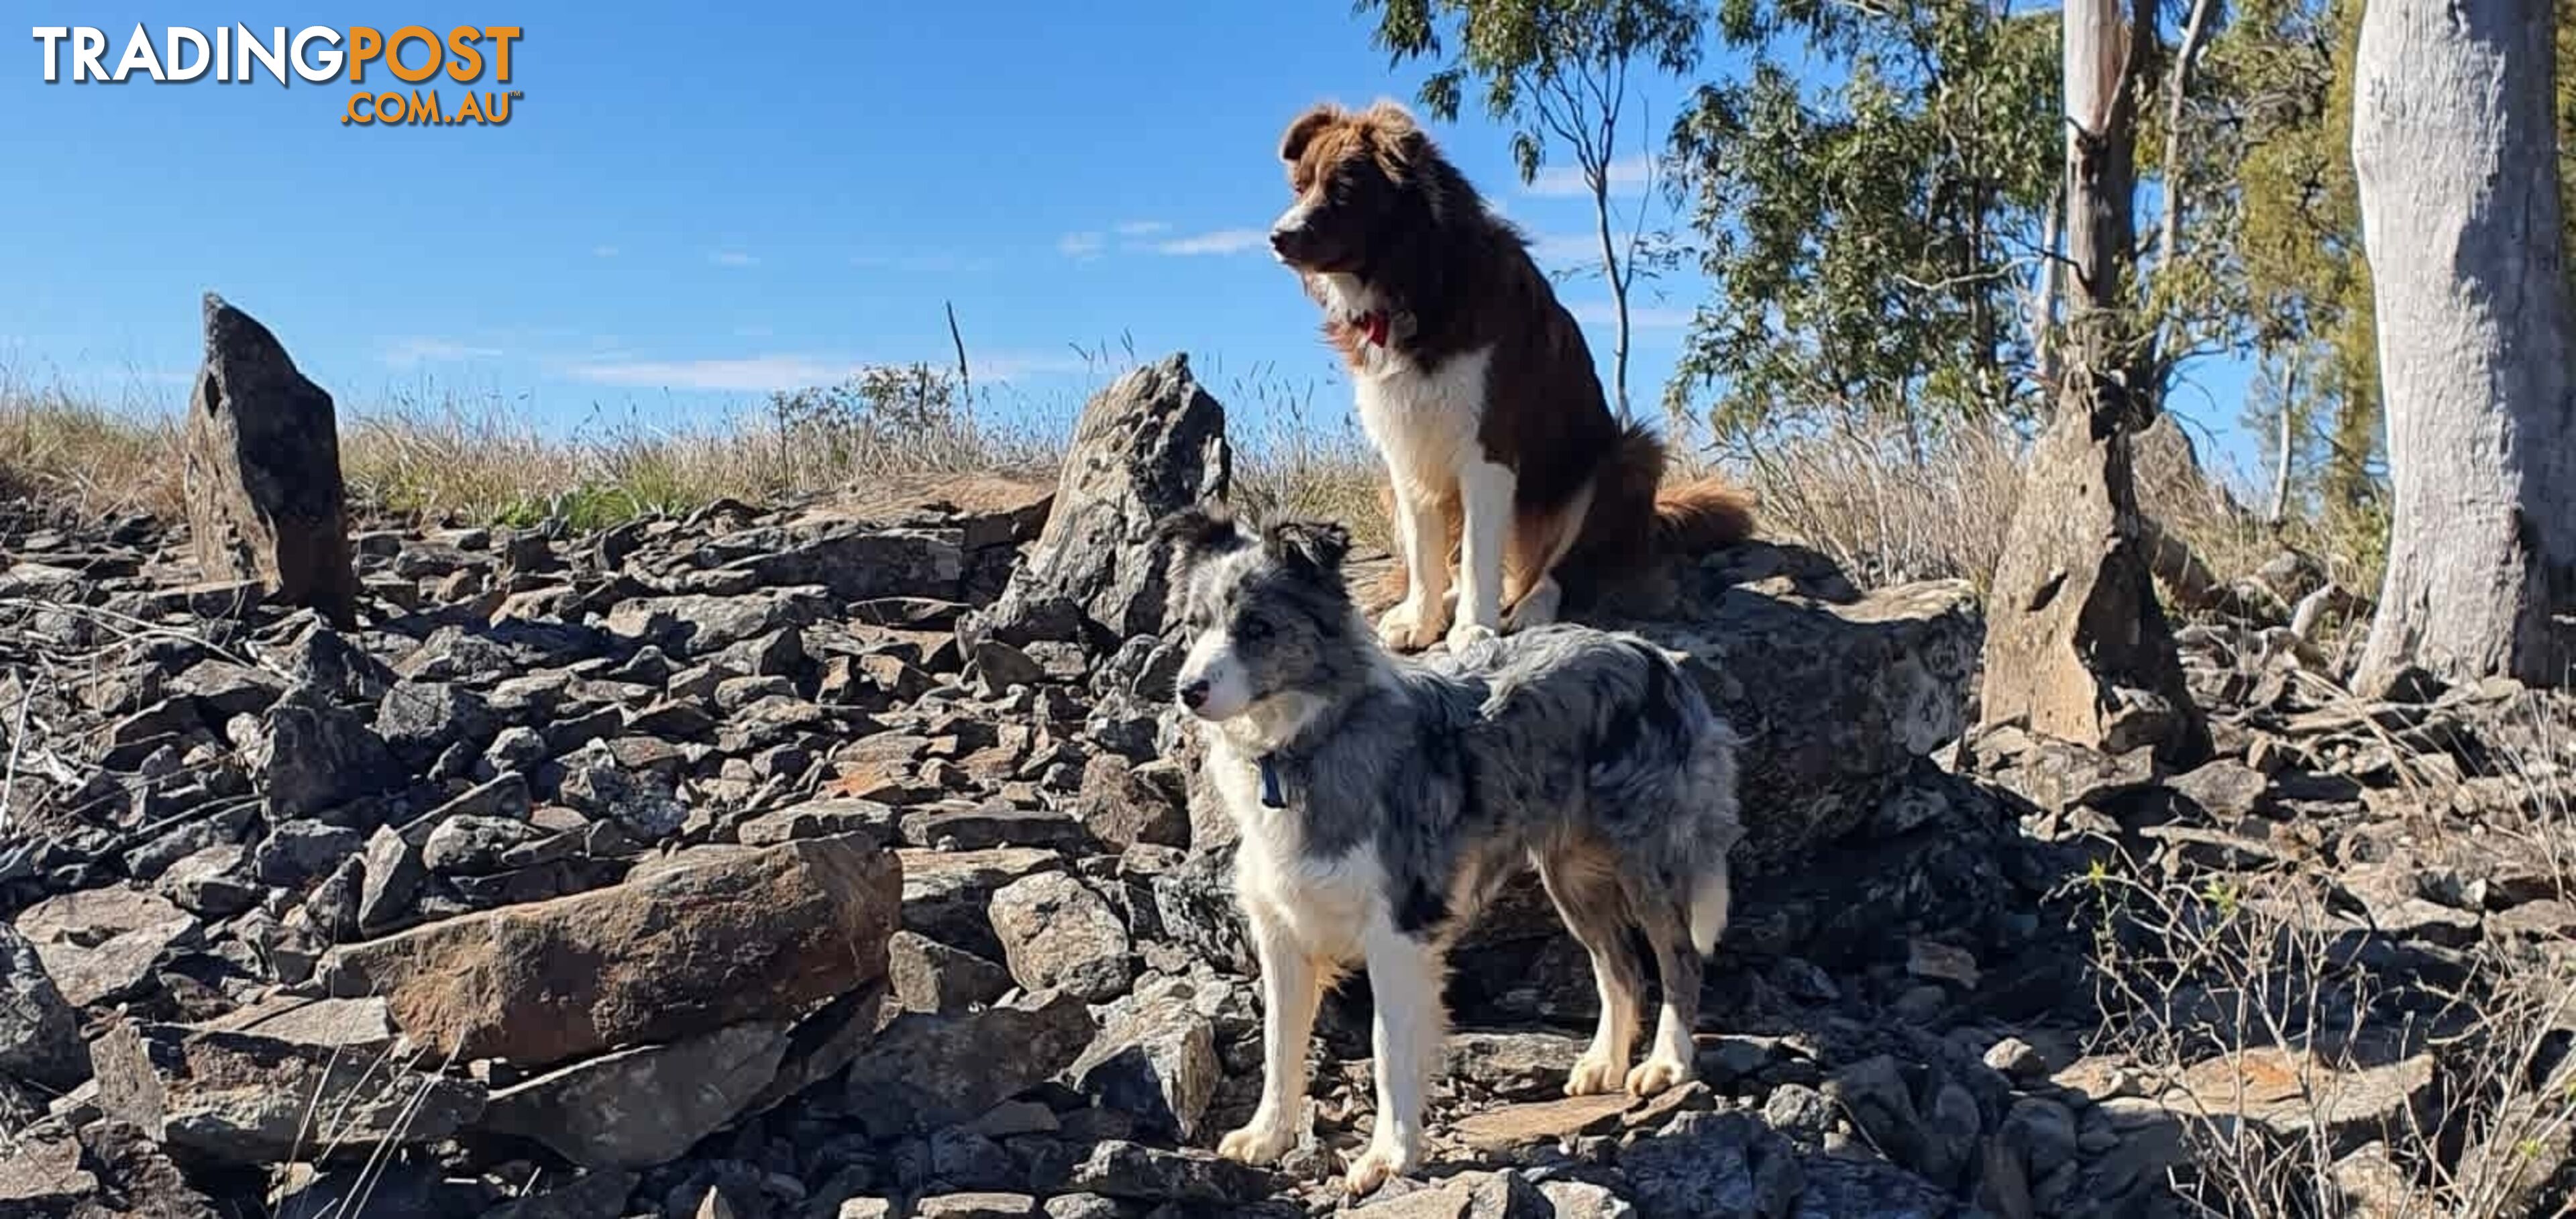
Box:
[376,680,496,765]
[989,871,1132,1002]
[1063,1141,1272,1206]
[839,989,1095,1137]
[1069,982,1219,1141]
[735,798,898,849]
[1075,755,1189,849]
[916,1194,1040,1219]
[2001,1096,2080,1180]
[357,825,425,932]
[965,354,1231,647]
[13,886,201,1008]
[1618,1112,1802,1219]
[1589,564,1981,873]
[0,1126,96,1215]
[1446,1032,1591,1102]
[252,819,363,887]
[900,847,1063,961]
[1760,1084,1837,1143]
[157,843,260,918]
[886,931,1012,1014]
[423,814,549,874]
[89,1019,483,1163]
[2167,758,2271,818]
[1982,1037,2049,1083]
[179,293,360,625]
[481,1020,790,1171]
[256,684,400,820]
[557,749,687,842]
[971,639,1049,696]
[0,925,85,1089]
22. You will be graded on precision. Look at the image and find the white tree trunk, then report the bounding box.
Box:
[2351,0,2576,692]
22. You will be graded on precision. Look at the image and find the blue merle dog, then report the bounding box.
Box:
[1156,505,1743,1196]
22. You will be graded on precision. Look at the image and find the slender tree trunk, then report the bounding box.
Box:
[1979,0,2208,759]
[1591,169,1632,419]
[2351,0,2576,692]
[2267,362,2299,527]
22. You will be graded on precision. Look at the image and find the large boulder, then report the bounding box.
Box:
[315,833,899,1067]
[178,293,360,627]
[965,354,1230,649]
[1599,553,1982,875]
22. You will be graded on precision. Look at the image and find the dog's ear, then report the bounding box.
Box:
[1279,103,1343,164]
[1360,100,1429,181]
[1264,520,1351,577]
[1156,505,1242,570]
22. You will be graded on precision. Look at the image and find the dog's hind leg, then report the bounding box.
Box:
[1627,888,1706,1098]
[1504,480,1592,633]
[1346,924,1446,1196]
[1537,848,1641,1096]
[1218,912,1325,1166]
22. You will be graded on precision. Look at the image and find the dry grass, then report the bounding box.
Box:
[1734,411,2388,605]
[0,367,1063,533]
[1222,373,1389,553]
[1735,415,2029,588]
[1,361,2389,607]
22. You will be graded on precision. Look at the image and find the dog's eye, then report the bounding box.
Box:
[1238,617,1273,643]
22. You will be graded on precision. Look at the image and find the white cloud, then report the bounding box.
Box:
[1114,220,1171,237]
[1151,228,1267,256]
[710,250,758,267]
[591,245,619,258]
[382,337,503,368]
[1058,231,1106,260]
[1569,301,1693,330]
[1523,154,1656,199]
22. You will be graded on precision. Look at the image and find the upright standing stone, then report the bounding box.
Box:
[181,293,360,627]
[964,354,1230,650]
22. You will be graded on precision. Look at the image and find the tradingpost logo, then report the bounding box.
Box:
[30,24,523,126]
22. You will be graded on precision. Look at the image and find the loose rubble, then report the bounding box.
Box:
[1,341,2571,1219]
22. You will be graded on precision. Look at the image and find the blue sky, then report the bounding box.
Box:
[5,1,2266,482]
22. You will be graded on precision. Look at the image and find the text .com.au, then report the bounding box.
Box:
[30,25,523,126]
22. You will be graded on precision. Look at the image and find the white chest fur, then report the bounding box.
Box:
[1203,729,1386,963]
[1354,346,1495,497]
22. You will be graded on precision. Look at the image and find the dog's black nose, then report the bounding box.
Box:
[1269,227,1298,255]
[1180,678,1210,710]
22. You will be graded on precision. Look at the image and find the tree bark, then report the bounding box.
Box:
[1978,0,2208,759]
[2351,0,2576,693]
[1593,165,1632,418]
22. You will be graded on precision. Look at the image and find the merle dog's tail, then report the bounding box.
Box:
[1627,637,1746,959]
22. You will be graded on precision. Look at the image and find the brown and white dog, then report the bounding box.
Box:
[1267,100,1754,652]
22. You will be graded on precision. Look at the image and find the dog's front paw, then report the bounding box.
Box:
[1216,1119,1296,1167]
[1444,620,1498,654]
[1564,1049,1627,1096]
[1376,598,1448,652]
[1625,1053,1693,1098]
[1343,1141,1415,1197]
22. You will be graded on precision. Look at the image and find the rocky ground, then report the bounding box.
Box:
[0,354,2569,1219]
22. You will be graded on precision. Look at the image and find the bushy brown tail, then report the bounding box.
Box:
[1653,474,1758,555]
